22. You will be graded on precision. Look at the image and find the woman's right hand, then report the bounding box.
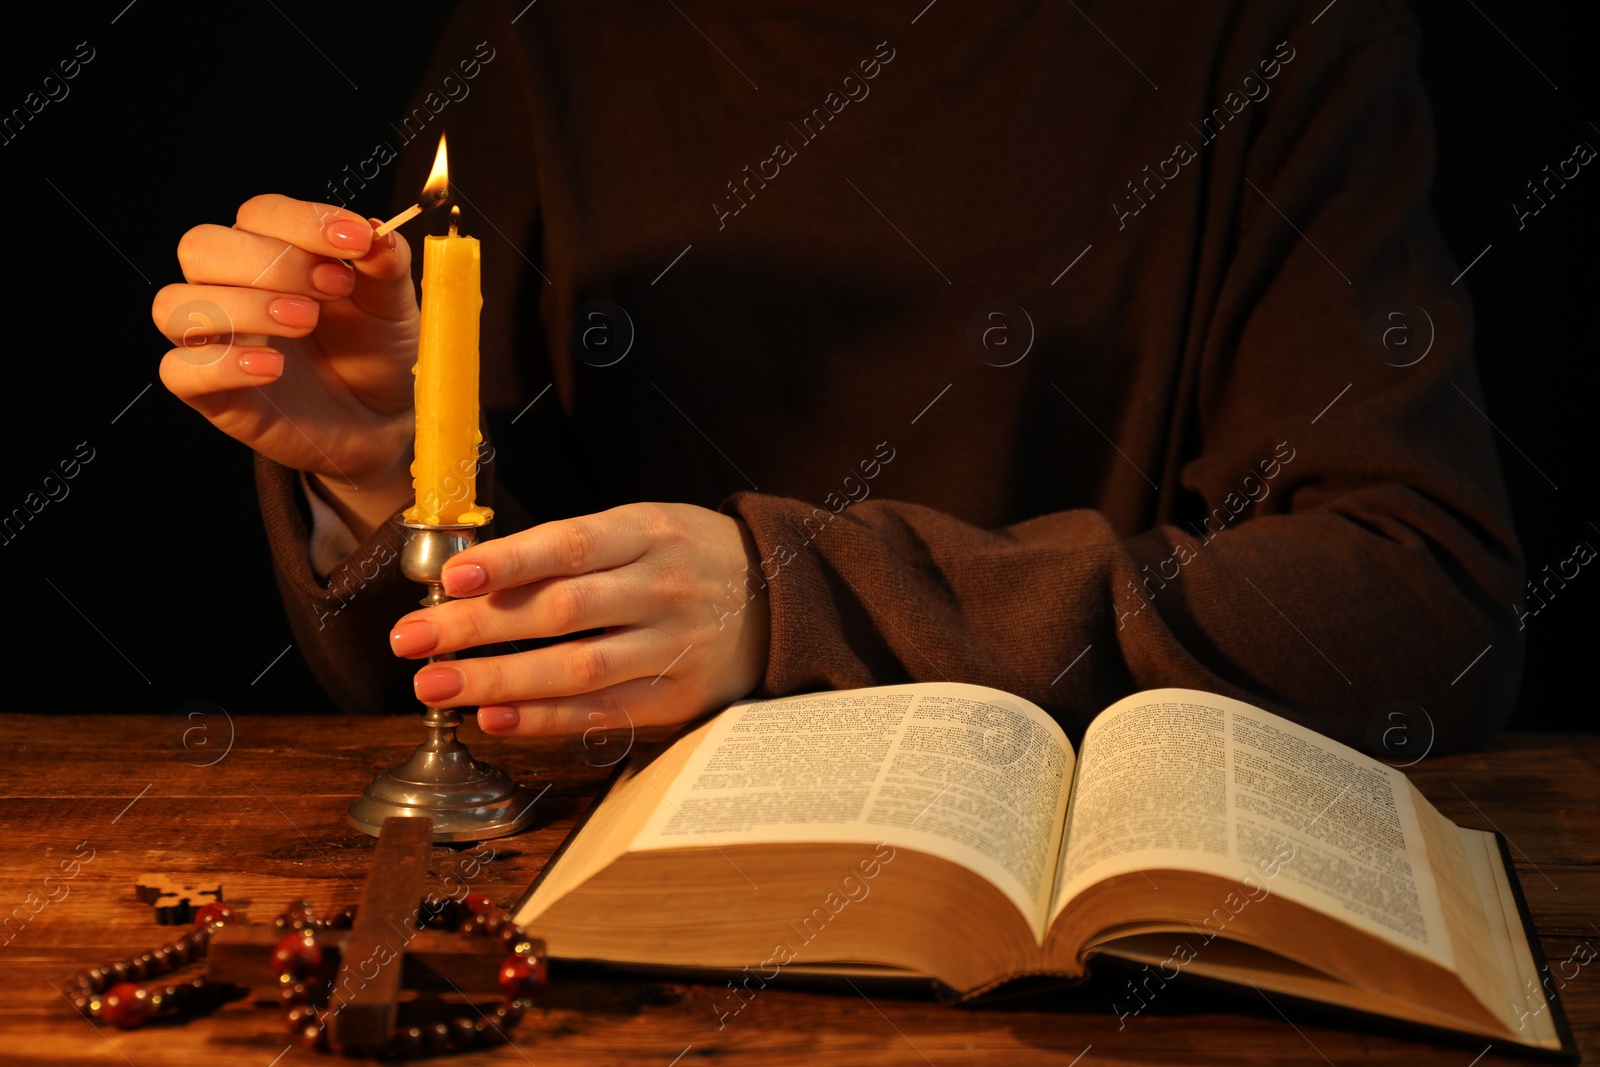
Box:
[155,195,420,536]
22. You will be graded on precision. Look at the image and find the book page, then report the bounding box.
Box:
[1053,689,1453,970]
[628,682,1075,937]
[1462,827,1563,1046]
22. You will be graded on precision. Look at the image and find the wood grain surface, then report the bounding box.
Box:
[2,713,1594,1066]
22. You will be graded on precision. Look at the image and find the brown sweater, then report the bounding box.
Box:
[259,0,1524,751]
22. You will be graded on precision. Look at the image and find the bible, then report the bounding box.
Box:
[511,683,1576,1057]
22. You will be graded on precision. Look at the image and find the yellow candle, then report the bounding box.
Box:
[403,207,493,527]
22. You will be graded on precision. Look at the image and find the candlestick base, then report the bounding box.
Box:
[347,521,539,843]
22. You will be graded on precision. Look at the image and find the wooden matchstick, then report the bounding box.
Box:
[372,134,450,238]
[372,203,424,238]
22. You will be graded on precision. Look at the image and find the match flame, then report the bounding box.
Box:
[421,134,449,205]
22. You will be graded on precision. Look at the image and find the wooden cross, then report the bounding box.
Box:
[135,874,223,925]
[206,816,507,1049]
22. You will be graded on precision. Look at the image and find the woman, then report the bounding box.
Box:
[153,0,1522,751]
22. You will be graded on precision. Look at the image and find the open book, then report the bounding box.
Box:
[513,684,1576,1057]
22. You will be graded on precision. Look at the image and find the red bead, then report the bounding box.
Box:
[462,893,495,918]
[270,933,323,980]
[101,983,152,1028]
[497,954,547,1001]
[193,902,236,928]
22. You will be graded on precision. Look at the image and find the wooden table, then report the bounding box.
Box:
[4,715,1595,1066]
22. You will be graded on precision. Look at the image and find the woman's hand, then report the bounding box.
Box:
[154,195,421,537]
[388,503,771,737]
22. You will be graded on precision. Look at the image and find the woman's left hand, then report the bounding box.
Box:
[388,503,770,737]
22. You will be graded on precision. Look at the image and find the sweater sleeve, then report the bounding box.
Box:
[256,455,415,716]
[721,20,1524,753]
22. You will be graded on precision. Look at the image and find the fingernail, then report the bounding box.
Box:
[444,564,486,596]
[325,219,372,252]
[367,218,397,253]
[269,297,318,329]
[414,668,464,704]
[310,261,356,296]
[390,620,437,657]
[478,705,520,733]
[238,350,283,378]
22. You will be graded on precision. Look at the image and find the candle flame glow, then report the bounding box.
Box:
[421,134,449,206]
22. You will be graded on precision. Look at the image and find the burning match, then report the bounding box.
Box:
[372,134,451,238]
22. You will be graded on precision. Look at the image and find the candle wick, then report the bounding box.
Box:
[449,204,461,237]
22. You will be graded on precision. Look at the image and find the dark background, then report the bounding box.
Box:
[1,2,1592,731]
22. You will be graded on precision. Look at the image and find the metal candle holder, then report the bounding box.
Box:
[347,520,540,842]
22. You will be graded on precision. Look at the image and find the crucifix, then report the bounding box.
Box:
[205,816,544,1054]
[134,874,224,925]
